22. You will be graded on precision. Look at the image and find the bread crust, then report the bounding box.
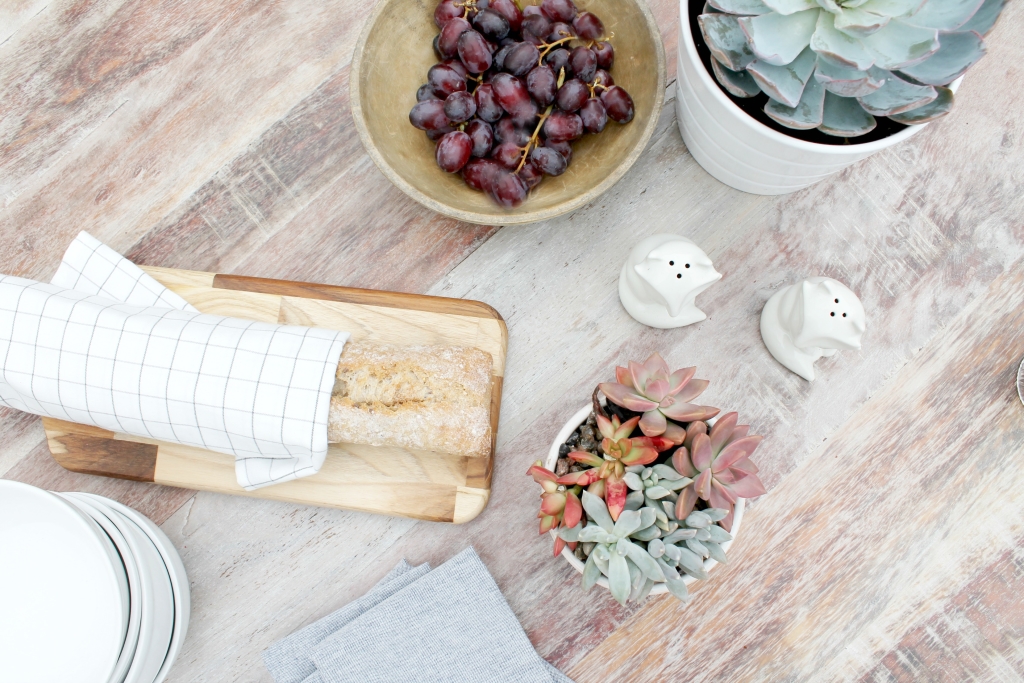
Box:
[327,342,492,457]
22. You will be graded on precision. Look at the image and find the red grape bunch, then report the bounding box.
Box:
[409,0,635,208]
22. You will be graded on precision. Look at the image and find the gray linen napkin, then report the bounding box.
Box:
[264,548,573,683]
[263,560,431,683]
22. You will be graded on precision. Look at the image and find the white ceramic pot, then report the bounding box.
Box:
[545,404,743,596]
[674,0,958,195]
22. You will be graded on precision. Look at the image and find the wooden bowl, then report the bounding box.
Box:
[351,0,667,225]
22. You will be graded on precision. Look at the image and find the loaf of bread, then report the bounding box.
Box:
[327,342,493,457]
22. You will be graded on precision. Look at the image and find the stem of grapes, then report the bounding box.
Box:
[537,35,575,65]
[515,104,554,173]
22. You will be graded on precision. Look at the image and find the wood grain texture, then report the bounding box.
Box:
[2,0,1023,680]
[569,256,1024,683]
[39,266,504,522]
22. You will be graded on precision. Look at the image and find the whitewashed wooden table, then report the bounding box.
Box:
[3,0,1024,680]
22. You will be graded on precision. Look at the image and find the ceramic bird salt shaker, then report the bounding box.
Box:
[618,234,722,329]
[760,277,866,381]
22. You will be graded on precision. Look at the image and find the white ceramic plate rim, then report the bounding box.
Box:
[58,493,143,683]
[85,501,175,683]
[544,403,744,595]
[77,493,189,683]
[0,481,127,683]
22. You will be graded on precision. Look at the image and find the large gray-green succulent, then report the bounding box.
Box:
[558,490,732,605]
[697,0,1004,136]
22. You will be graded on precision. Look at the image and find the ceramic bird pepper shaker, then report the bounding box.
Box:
[760,277,866,381]
[618,234,722,329]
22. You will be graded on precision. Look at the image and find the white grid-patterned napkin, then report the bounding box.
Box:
[0,232,348,490]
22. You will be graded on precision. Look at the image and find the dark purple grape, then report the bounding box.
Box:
[530,145,567,175]
[426,125,456,141]
[488,171,528,207]
[491,141,523,169]
[541,0,577,23]
[526,65,557,106]
[490,73,537,125]
[593,69,614,88]
[458,30,493,73]
[428,63,467,97]
[489,0,523,32]
[544,48,571,76]
[523,30,545,46]
[572,12,604,40]
[493,43,513,71]
[543,110,583,141]
[521,12,552,39]
[601,86,635,123]
[547,22,576,43]
[569,46,597,82]
[523,5,543,16]
[594,41,614,70]
[473,9,510,40]
[443,58,468,78]
[462,158,503,191]
[556,78,588,112]
[579,97,607,133]
[410,99,450,131]
[474,84,504,122]
[417,83,441,101]
[435,0,465,28]
[518,159,544,189]
[444,91,477,122]
[433,34,443,60]
[483,36,499,54]
[544,139,572,164]
[495,117,531,146]
[476,0,490,10]
[436,131,473,172]
[466,120,494,157]
[439,17,472,57]
[503,42,540,77]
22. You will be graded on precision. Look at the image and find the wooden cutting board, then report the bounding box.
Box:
[43,267,506,524]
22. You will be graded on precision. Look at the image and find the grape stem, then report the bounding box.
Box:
[537,35,575,65]
[515,104,554,173]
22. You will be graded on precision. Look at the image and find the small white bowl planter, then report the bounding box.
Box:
[674,0,961,195]
[546,404,744,596]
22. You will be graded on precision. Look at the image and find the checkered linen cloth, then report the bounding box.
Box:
[0,232,348,490]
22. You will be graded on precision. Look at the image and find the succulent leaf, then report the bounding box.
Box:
[711,0,773,13]
[857,71,936,114]
[820,91,878,135]
[811,11,876,70]
[959,0,1003,35]
[747,47,818,106]
[897,30,985,85]
[765,75,826,128]
[706,541,729,564]
[903,0,984,30]
[888,86,953,122]
[860,20,939,69]
[582,552,602,590]
[833,8,890,37]
[613,509,643,538]
[814,59,885,96]
[762,0,819,14]
[582,490,615,532]
[631,525,662,542]
[739,10,819,66]
[608,552,631,605]
[664,528,698,544]
[700,14,759,72]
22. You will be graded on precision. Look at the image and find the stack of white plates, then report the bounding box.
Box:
[0,481,189,683]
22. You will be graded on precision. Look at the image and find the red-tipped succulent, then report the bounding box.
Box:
[556,414,661,522]
[599,353,720,444]
[528,461,583,556]
[673,413,765,532]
